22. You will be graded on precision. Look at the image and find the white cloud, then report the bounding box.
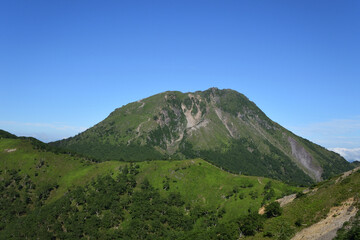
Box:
[329,148,360,162]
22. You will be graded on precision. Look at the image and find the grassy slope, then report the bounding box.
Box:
[0,138,300,222]
[3,136,359,239]
[136,159,299,222]
[0,138,125,203]
[247,169,360,239]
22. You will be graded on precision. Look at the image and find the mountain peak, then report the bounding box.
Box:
[52,89,352,185]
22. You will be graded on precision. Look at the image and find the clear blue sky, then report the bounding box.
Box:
[1,1,359,159]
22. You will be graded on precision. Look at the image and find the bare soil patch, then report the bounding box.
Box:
[291,198,358,240]
[4,148,17,153]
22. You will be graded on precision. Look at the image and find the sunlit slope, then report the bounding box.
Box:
[5,133,357,239]
[0,135,299,224]
[247,167,360,239]
[0,138,124,202]
[136,159,300,221]
[52,88,352,185]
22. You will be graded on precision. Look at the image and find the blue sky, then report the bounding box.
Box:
[1,1,359,160]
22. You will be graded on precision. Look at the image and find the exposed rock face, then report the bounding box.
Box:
[288,136,323,182]
[291,198,358,240]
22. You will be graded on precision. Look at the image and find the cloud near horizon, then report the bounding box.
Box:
[329,148,360,162]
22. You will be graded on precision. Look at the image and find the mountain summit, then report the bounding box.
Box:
[52,88,351,185]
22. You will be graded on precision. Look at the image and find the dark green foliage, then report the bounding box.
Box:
[0,169,39,230]
[0,165,144,238]
[2,162,294,239]
[265,201,282,218]
[163,178,170,191]
[0,129,17,139]
[1,164,250,239]
[351,161,360,168]
[249,190,258,200]
[296,191,305,198]
[276,221,295,240]
[199,101,207,116]
[191,104,198,115]
[239,192,245,199]
[166,92,183,109]
[295,218,303,227]
[335,223,360,240]
[340,177,351,185]
[262,188,275,206]
[238,212,265,236]
[213,222,238,240]
[54,141,164,162]
[36,183,57,205]
[264,181,272,190]
[149,125,170,148]
[183,97,192,109]
[261,181,276,205]
[182,139,314,186]
[215,89,266,119]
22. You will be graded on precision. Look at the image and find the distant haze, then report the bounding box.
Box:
[330,148,360,162]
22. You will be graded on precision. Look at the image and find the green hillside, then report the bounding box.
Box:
[247,168,360,240]
[0,134,301,239]
[0,137,122,205]
[1,131,359,239]
[52,88,352,185]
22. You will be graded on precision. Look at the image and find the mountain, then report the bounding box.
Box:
[51,88,352,185]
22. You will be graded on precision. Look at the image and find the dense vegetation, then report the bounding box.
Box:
[180,138,313,186]
[0,134,302,239]
[1,128,359,239]
[57,141,165,162]
[2,164,193,239]
[0,130,17,139]
[0,163,292,239]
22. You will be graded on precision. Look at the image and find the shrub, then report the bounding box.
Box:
[295,218,302,227]
[296,191,305,198]
[265,202,282,218]
[238,212,265,236]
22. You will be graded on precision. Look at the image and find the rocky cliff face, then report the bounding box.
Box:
[288,136,323,182]
[52,88,352,185]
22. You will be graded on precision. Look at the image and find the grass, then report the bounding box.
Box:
[0,138,300,223]
[135,159,300,222]
[0,138,124,203]
[247,169,360,239]
[3,136,358,239]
